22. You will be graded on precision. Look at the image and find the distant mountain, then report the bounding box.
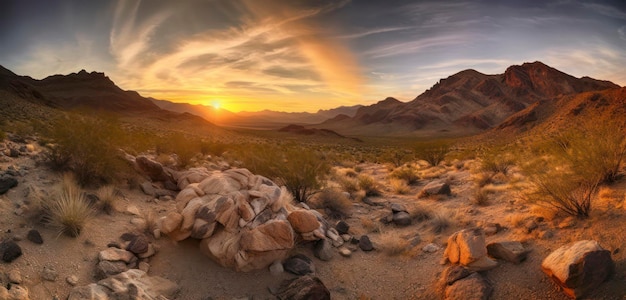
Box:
[277,124,363,142]
[150,98,362,129]
[0,66,221,131]
[319,61,620,136]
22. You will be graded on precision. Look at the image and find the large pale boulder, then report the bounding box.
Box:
[541,240,614,299]
[443,228,497,271]
[160,168,329,272]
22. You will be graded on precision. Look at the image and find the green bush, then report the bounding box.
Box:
[44,115,130,186]
[520,120,626,218]
[235,143,330,202]
[414,140,451,166]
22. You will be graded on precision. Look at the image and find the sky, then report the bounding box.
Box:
[1,0,625,112]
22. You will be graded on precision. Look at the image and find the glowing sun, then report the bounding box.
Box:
[211,100,221,109]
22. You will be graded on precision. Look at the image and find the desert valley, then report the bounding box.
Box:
[0,59,625,300]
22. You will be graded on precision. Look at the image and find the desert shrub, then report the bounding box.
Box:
[199,140,229,157]
[358,174,381,196]
[344,169,358,178]
[44,115,130,186]
[430,210,454,234]
[235,143,330,202]
[520,120,626,218]
[157,134,201,168]
[311,188,352,219]
[360,216,382,233]
[381,148,413,167]
[472,188,490,206]
[480,152,515,175]
[414,140,451,166]
[96,185,118,215]
[44,174,92,237]
[337,176,359,194]
[390,165,420,184]
[408,203,432,222]
[390,178,410,195]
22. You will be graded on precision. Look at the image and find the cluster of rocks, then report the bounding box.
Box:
[441,228,615,299]
[156,167,339,272]
[0,141,34,160]
[440,228,530,299]
[96,233,157,279]
[69,233,179,299]
[0,269,30,300]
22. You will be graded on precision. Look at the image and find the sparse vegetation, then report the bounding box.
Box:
[234,143,331,202]
[378,232,410,256]
[472,188,490,206]
[519,120,626,218]
[96,185,118,214]
[390,165,420,184]
[390,178,410,194]
[44,174,92,237]
[408,203,432,222]
[358,174,381,196]
[310,188,352,219]
[414,140,451,167]
[44,115,131,186]
[430,210,454,233]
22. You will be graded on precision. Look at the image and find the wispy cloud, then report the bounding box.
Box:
[338,26,414,39]
[364,34,474,58]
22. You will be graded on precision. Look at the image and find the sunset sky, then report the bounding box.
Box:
[1,0,625,112]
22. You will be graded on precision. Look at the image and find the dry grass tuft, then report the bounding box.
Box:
[471,188,490,206]
[390,178,410,195]
[408,203,432,222]
[507,213,529,228]
[378,232,410,256]
[530,205,558,221]
[358,174,381,196]
[337,176,359,194]
[310,188,352,219]
[44,174,93,237]
[390,165,420,184]
[430,210,455,234]
[96,185,118,215]
[142,210,159,236]
[360,217,382,233]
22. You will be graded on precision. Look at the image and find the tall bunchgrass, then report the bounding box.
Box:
[44,174,92,237]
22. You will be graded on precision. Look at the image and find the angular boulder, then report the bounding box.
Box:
[287,210,320,233]
[541,240,614,299]
[443,228,497,271]
[487,241,529,264]
[422,180,451,196]
[444,272,493,300]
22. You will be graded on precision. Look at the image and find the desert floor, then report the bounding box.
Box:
[1,141,625,300]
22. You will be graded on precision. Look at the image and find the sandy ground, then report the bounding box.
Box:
[1,143,625,300]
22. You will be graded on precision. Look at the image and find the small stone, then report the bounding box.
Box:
[126,205,141,216]
[120,232,137,241]
[338,247,352,257]
[359,235,374,251]
[138,261,150,273]
[99,247,135,263]
[341,234,351,242]
[66,275,79,286]
[42,265,59,281]
[392,211,412,226]
[96,260,128,279]
[152,229,161,239]
[487,241,529,264]
[130,217,147,228]
[1,240,22,262]
[8,269,22,284]
[126,235,150,254]
[26,229,44,244]
[390,203,407,213]
[140,181,156,196]
[0,175,18,195]
[313,239,333,261]
[269,261,284,276]
[283,254,315,276]
[138,244,156,259]
[335,221,350,235]
[422,243,440,253]
[276,275,330,300]
[6,285,29,300]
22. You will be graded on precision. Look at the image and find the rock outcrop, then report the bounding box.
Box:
[159,168,331,271]
[541,240,614,299]
[68,269,179,300]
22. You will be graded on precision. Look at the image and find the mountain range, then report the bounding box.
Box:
[0,61,623,138]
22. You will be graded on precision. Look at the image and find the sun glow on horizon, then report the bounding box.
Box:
[211,100,221,110]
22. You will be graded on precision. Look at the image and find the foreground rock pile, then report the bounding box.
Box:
[159,167,332,271]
